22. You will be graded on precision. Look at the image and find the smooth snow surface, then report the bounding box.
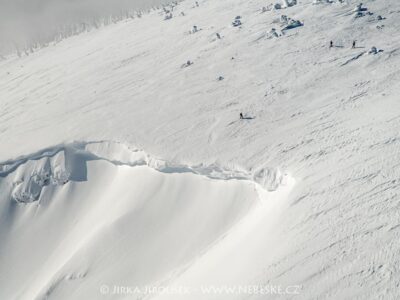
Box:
[0,141,292,299]
[1,0,400,299]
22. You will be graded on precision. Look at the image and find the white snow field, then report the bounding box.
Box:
[0,141,292,299]
[1,0,400,299]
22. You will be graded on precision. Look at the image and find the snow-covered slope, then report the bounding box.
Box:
[1,141,291,299]
[1,0,400,299]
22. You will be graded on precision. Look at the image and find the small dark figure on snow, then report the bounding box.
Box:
[352,40,356,48]
[240,113,244,119]
[181,60,193,68]
[216,33,221,39]
[329,40,333,48]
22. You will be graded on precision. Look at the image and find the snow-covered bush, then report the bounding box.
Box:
[278,15,303,31]
[232,16,242,27]
[368,47,383,55]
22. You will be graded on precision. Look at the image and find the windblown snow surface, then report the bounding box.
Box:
[1,0,400,299]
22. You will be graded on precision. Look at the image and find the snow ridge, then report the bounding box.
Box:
[0,141,286,203]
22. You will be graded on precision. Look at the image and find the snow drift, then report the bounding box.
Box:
[0,141,293,299]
